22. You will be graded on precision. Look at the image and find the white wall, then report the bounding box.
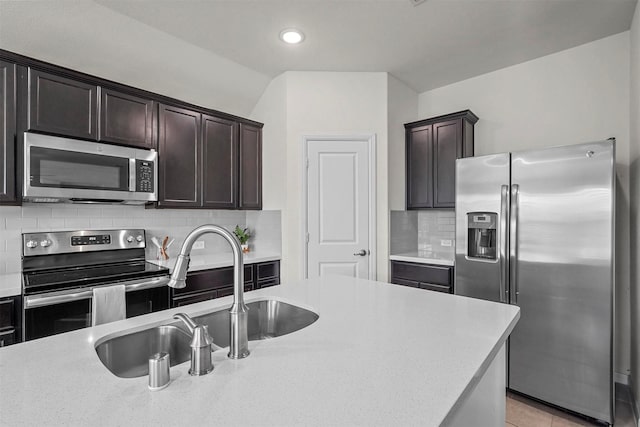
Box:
[286,72,389,282]
[418,32,632,377]
[250,74,288,211]
[629,2,640,416]
[387,75,419,211]
[0,1,270,117]
[251,72,390,283]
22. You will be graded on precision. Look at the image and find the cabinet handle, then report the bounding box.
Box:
[353,249,369,256]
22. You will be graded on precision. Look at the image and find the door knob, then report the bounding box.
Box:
[353,249,368,256]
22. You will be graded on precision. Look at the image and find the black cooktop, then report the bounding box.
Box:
[23,261,169,295]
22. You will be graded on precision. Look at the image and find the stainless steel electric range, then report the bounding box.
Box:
[21,229,170,341]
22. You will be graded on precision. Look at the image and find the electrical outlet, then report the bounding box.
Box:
[193,241,205,250]
[440,239,453,247]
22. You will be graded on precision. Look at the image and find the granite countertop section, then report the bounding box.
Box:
[0,276,519,426]
[148,251,281,273]
[0,273,22,298]
[390,251,455,266]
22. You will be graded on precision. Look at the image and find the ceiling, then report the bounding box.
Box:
[95,0,637,92]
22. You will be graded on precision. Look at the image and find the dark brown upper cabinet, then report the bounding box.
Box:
[239,123,262,210]
[405,110,478,209]
[28,68,98,140]
[0,60,16,203]
[202,114,237,209]
[157,103,201,208]
[157,105,262,210]
[99,88,154,149]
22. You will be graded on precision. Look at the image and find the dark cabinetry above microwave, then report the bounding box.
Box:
[0,49,263,208]
[405,110,478,209]
[28,69,154,149]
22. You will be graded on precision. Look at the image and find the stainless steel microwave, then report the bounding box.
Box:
[23,132,158,204]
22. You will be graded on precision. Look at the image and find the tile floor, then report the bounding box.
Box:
[506,385,637,427]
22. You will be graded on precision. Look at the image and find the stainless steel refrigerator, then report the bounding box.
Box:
[454,140,615,424]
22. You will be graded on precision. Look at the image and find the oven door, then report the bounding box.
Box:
[23,276,169,341]
[24,296,91,341]
[23,132,157,203]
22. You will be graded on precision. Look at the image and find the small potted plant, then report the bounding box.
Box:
[233,225,251,254]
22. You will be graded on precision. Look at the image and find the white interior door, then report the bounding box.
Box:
[305,137,373,279]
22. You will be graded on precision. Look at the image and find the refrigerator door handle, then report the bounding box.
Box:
[499,185,509,303]
[509,184,520,304]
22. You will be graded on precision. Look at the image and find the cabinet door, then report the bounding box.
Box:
[125,286,169,318]
[99,88,154,149]
[238,123,262,210]
[158,104,201,207]
[202,114,238,208]
[0,61,16,203]
[28,69,98,140]
[432,119,462,208]
[406,124,433,209]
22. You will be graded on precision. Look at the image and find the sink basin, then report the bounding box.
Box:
[195,299,319,348]
[96,325,191,378]
[95,299,318,378]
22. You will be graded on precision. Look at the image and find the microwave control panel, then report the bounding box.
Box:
[135,160,155,193]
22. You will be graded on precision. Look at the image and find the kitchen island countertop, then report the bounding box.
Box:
[0,275,518,426]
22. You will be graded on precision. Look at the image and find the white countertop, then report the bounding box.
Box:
[390,251,455,266]
[148,251,281,273]
[0,275,519,426]
[0,273,22,298]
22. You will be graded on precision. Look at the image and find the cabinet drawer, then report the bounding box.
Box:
[257,261,279,280]
[390,278,420,288]
[391,261,451,286]
[173,290,217,307]
[0,329,15,347]
[0,298,15,330]
[177,265,253,296]
[256,278,280,289]
[217,284,253,298]
[419,282,451,294]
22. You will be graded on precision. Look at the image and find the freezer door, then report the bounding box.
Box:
[508,141,614,423]
[455,153,510,302]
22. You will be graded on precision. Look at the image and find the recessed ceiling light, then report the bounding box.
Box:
[279,28,305,44]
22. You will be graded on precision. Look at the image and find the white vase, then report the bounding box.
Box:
[241,244,250,254]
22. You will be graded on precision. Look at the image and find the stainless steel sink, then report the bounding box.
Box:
[95,299,318,378]
[96,325,191,378]
[194,299,319,348]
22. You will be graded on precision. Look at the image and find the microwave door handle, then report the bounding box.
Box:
[129,158,136,192]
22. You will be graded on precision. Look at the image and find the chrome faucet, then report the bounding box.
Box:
[173,313,214,376]
[168,225,250,359]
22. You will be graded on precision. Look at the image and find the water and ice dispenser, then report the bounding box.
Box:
[467,212,497,260]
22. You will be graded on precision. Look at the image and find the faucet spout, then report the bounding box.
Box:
[168,225,250,359]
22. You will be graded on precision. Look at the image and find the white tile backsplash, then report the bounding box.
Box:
[0,204,282,274]
[390,209,456,256]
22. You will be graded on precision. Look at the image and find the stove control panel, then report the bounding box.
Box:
[71,235,111,246]
[22,229,146,256]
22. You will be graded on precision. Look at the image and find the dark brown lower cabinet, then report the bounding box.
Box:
[390,260,453,294]
[170,261,280,307]
[0,295,22,347]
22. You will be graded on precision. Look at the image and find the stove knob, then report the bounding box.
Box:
[136,235,144,243]
[126,236,134,243]
[40,239,52,248]
[26,240,38,249]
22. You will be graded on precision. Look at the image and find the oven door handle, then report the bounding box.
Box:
[24,276,170,309]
